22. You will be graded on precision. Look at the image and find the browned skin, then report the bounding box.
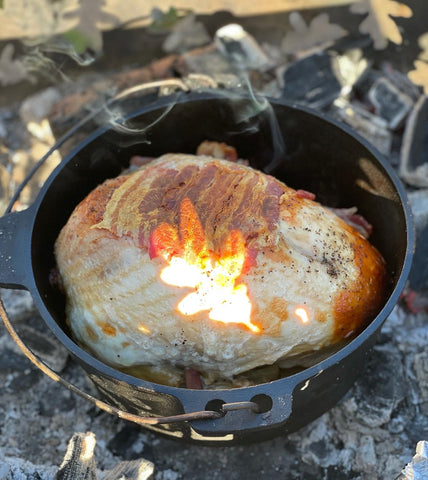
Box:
[61,175,129,240]
[332,223,389,340]
[99,161,286,253]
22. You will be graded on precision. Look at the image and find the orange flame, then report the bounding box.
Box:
[150,197,260,333]
[294,306,310,324]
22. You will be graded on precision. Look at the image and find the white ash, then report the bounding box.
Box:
[0,288,36,322]
[215,24,273,71]
[400,441,428,480]
[0,456,56,480]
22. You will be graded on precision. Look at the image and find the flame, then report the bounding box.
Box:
[150,197,260,333]
[294,306,310,324]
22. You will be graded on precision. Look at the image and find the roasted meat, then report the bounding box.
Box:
[55,153,388,387]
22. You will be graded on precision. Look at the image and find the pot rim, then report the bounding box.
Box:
[16,91,414,397]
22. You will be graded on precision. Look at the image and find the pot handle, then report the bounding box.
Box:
[0,208,34,290]
[0,298,227,425]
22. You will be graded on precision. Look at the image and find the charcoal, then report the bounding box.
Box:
[353,67,381,99]
[103,459,154,480]
[278,52,342,109]
[55,432,97,480]
[0,348,32,373]
[368,77,413,129]
[7,369,43,393]
[331,98,392,156]
[408,189,428,291]
[408,223,428,292]
[346,347,408,428]
[0,288,36,321]
[215,23,272,71]
[107,424,144,460]
[381,63,421,102]
[401,95,428,187]
[17,324,69,372]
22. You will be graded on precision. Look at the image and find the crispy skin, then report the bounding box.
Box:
[55,154,388,384]
[95,155,285,252]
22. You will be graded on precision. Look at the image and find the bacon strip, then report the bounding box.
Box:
[296,189,316,201]
[185,367,203,389]
[196,141,238,162]
[329,207,373,239]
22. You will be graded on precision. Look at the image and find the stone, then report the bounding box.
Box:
[278,52,343,109]
[19,87,62,125]
[368,77,413,129]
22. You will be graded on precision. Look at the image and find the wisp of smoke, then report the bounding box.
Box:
[206,73,287,174]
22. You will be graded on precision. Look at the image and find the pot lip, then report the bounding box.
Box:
[25,90,414,397]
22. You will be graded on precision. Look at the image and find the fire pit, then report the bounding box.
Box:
[0,90,413,444]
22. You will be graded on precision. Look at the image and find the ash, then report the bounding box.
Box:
[0,7,427,480]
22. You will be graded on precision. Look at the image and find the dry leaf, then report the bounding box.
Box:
[282,11,347,54]
[64,0,120,55]
[3,0,73,37]
[0,43,35,86]
[417,32,428,62]
[350,0,413,50]
[408,60,428,94]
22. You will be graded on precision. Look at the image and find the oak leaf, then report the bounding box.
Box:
[0,43,36,86]
[408,60,428,95]
[350,0,413,50]
[64,0,120,56]
[3,0,72,37]
[417,32,428,62]
[282,11,347,54]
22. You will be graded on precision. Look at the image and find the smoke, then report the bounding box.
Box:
[239,75,287,173]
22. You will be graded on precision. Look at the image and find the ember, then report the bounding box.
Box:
[150,197,260,333]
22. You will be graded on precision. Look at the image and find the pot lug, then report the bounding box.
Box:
[0,207,34,290]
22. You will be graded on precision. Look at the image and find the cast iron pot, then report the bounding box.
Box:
[0,91,413,445]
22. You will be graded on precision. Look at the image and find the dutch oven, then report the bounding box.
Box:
[0,90,413,444]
